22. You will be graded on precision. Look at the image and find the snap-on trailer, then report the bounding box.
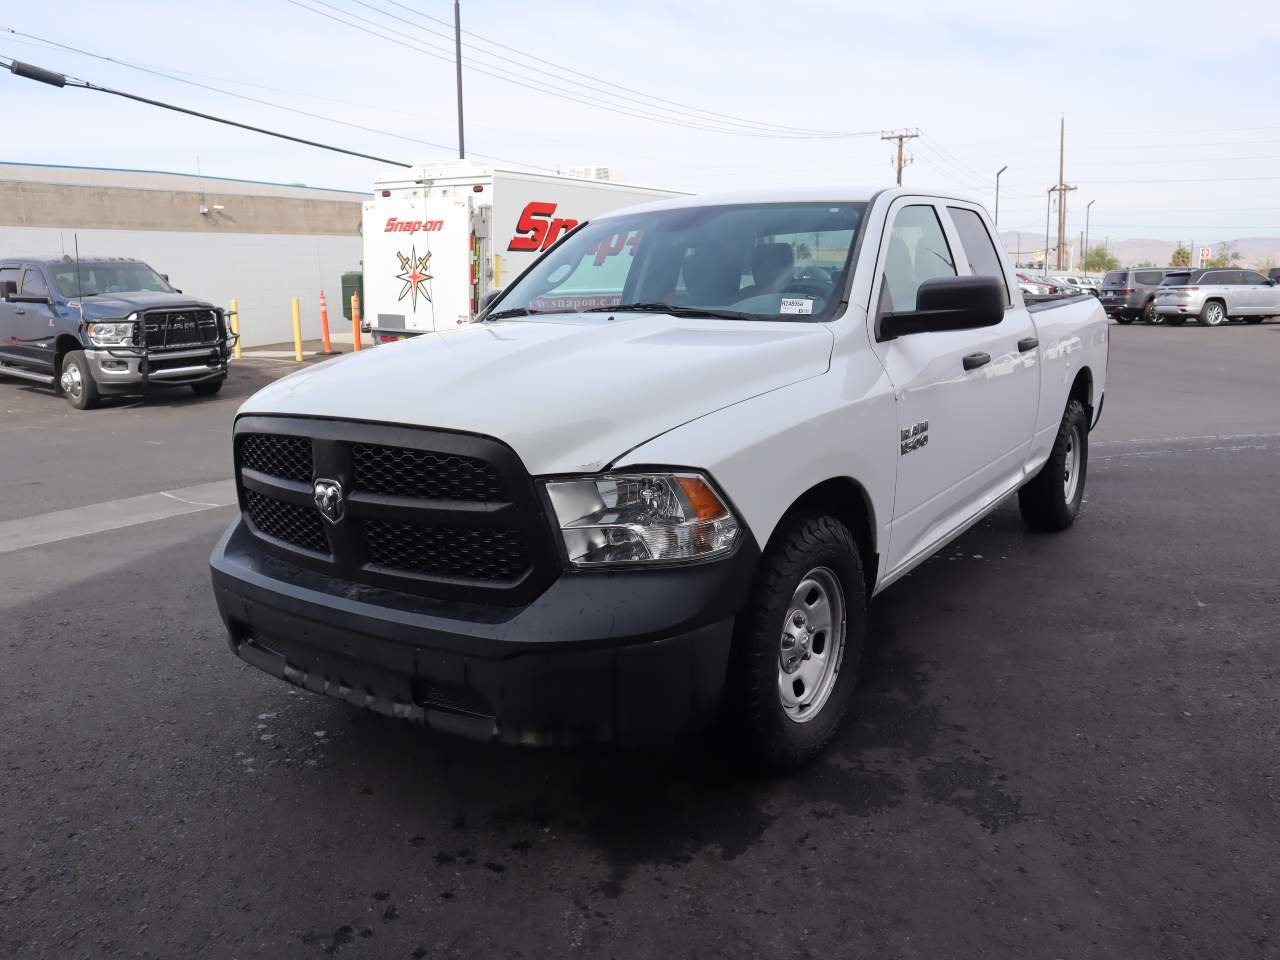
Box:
[361,161,683,342]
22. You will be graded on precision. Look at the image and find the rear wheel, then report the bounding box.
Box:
[1200,300,1227,326]
[1143,301,1162,324]
[1019,398,1088,532]
[723,513,866,771]
[59,350,100,410]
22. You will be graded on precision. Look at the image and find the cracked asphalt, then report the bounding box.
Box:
[2,323,1278,959]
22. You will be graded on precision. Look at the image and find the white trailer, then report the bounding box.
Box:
[361,161,682,341]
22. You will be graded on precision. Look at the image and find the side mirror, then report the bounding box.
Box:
[477,288,503,315]
[0,280,15,301]
[879,275,1005,341]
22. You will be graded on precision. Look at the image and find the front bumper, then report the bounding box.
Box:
[209,518,759,746]
[86,344,230,392]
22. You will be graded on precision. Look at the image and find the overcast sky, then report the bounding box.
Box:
[3,0,1278,245]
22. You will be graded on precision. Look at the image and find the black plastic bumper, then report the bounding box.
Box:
[209,519,759,746]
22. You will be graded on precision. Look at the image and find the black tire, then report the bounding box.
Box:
[1019,398,1088,532]
[1199,300,1227,326]
[190,377,225,397]
[60,350,100,410]
[1143,301,1162,324]
[722,513,866,771]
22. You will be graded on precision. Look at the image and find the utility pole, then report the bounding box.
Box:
[995,165,1008,228]
[1044,185,1054,271]
[1054,117,1076,270]
[881,129,919,186]
[454,0,465,159]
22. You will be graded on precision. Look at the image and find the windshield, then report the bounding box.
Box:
[488,201,866,321]
[51,261,174,297]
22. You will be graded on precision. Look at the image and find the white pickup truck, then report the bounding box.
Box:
[210,187,1108,769]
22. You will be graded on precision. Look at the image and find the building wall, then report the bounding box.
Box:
[0,163,367,346]
[0,225,360,347]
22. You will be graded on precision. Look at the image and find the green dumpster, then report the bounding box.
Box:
[340,270,364,322]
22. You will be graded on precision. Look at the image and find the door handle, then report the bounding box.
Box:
[1018,337,1039,352]
[962,352,990,371]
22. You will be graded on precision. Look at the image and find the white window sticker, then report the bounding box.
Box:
[780,298,813,315]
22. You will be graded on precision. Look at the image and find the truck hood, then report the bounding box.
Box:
[239,313,834,475]
[72,291,217,320]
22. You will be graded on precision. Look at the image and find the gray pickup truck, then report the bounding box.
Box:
[0,256,235,409]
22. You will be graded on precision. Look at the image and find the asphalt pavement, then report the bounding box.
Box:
[2,322,1278,959]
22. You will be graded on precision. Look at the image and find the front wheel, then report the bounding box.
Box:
[722,514,866,771]
[60,350,100,410]
[1019,398,1088,532]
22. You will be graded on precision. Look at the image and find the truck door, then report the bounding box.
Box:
[869,199,1039,576]
[14,266,59,370]
[0,264,20,363]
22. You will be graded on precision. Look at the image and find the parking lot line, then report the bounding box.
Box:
[0,478,237,555]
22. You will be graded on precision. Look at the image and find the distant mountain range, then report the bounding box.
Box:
[999,233,1280,270]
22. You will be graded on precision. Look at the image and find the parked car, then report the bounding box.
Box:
[0,257,235,409]
[1047,274,1100,296]
[210,188,1108,769]
[1099,267,1188,324]
[1016,272,1055,295]
[1153,268,1280,326]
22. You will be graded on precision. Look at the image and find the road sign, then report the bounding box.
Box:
[1198,246,1212,267]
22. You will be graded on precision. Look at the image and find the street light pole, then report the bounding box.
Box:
[1084,199,1096,272]
[1044,185,1054,273]
[994,165,1008,228]
[454,0,465,159]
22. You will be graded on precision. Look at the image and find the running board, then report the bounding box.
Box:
[0,362,56,385]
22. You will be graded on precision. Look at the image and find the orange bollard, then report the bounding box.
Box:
[319,290,332,354]
[351,292,362,352]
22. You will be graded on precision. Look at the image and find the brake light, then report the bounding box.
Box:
[1116,288,1134,294]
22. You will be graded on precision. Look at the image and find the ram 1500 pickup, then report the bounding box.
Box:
[210,188,1108,769]
[0,256,234,409]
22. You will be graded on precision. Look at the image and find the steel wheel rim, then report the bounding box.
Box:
[777,566,846,724]
[1063,423,1081,503]
[61,364,83,399]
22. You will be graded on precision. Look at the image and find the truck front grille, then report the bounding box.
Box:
[244,489,330,555]
[233,419,560,606]
[143,309,221,348]
[241,434,314,483]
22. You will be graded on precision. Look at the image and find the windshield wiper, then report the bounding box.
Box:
[485,307,547,320]
[583,302,756,321]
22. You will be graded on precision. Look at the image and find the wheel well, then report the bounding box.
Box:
[54,334,82,367]
[776,478,877,597]
[1070,367,1093,416]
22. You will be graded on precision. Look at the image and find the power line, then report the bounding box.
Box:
[2,28,555,171]
[4,57,411,167]
[377,0,861,138]
[285,0,872,140]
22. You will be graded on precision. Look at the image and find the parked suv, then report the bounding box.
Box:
[1099,267,1187,324]
[0,257,235,409]
[1153,268,1280,326]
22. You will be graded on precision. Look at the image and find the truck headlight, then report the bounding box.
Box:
[86,319,137,346]
[544,472,739,566]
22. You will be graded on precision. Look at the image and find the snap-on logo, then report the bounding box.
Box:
[507,201,579,252]
[384,217,444,234]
